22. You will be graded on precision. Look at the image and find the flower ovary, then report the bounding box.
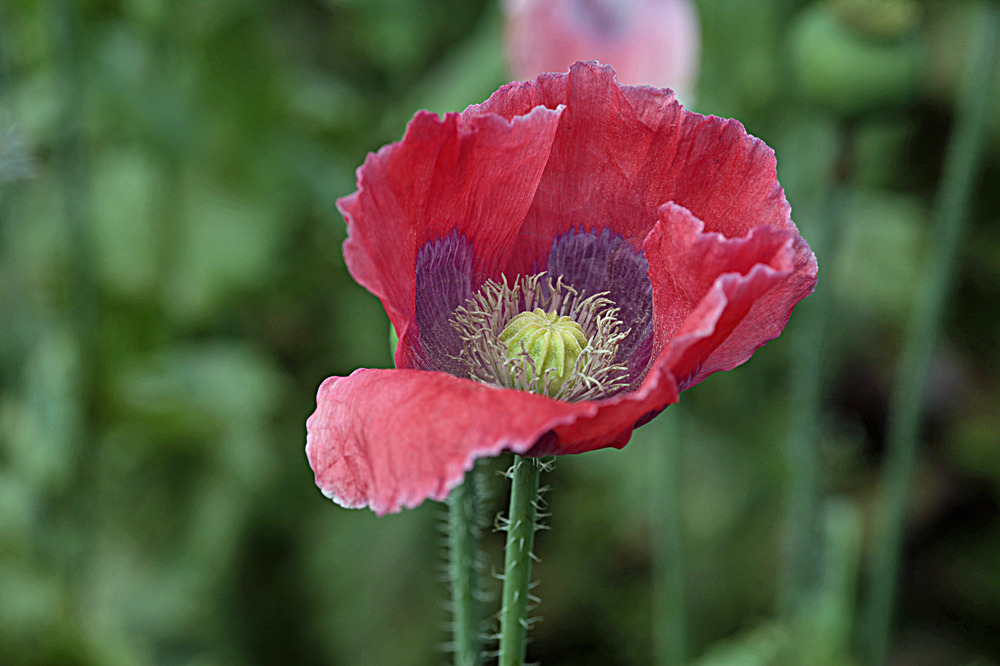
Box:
[499,309,588,397]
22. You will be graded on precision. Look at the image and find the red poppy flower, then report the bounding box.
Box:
[307,62,817,515]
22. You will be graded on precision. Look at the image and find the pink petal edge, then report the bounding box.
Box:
[307,369,589,515]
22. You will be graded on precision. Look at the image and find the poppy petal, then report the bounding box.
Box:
[307,368,599,514]
[412,232,476,374]
[337,105,563,368]
[469,62,800,276]
[646,203,815,389]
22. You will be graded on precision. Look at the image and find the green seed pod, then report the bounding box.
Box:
[499,308,588,397]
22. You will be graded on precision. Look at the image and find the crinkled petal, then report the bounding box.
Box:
[337,106,563,368]
[307,369,595,514]
[466,62,803,278]
[647,203,815,389]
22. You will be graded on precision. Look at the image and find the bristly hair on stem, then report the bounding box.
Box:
[443,460,491,665]
[495,455,552,666]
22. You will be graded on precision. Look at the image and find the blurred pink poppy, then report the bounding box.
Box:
[504,0,700,103]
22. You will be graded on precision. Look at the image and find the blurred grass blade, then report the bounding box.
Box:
[778,122,852,619]
[860,4,1000,664]
[0,123,34,186]
[811,499,864,663]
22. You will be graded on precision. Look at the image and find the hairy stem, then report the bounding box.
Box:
[499,455,543,666]
[447,464,483,665]
[861,5,1000,664]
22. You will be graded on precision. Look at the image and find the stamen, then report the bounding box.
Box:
[448,273,630,401]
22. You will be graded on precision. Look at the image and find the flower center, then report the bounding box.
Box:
[499,309,588,397]
[449,273,630,401]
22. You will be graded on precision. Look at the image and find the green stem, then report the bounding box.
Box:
[447,464,483,666]
[499,455,543,666]
[861,6,1000,664]
[649,410,686,666]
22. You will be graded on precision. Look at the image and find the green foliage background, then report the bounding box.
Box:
[1,0,999,664]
